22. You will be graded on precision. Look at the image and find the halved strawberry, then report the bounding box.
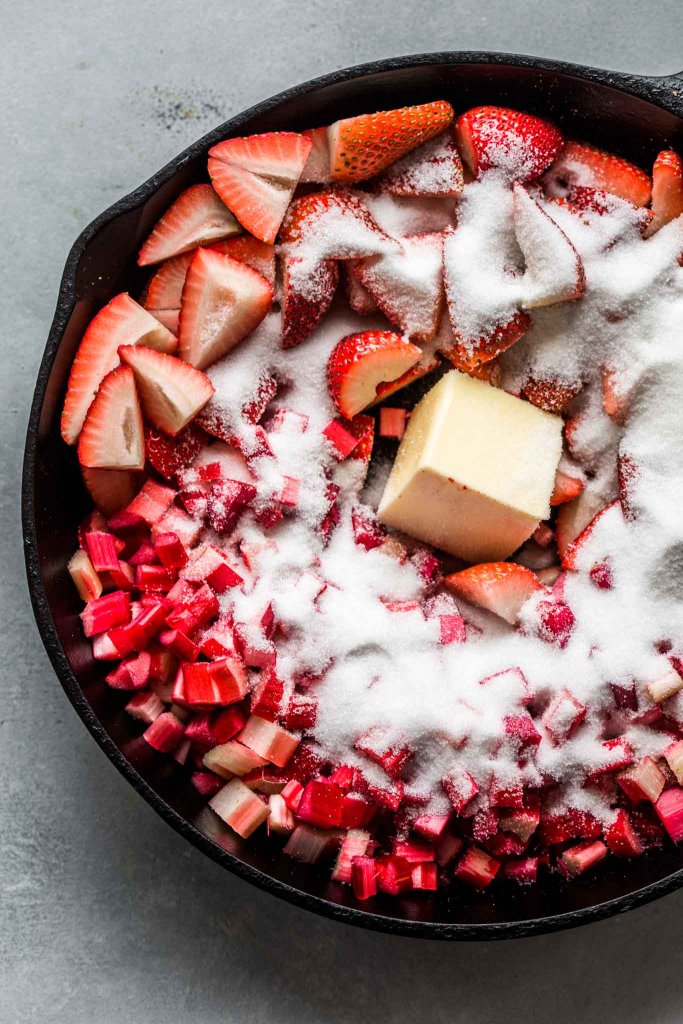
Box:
[281,256,339,348]
[61,294,177,445]
[376,131,464,197]
[344,261,378,315]
[522,374,582,414]
[300,126,331,183]
[327,100,454,183]
[327,331,422,418]
[81,466,141,516]
[138,184,242,266]
[208,132,312,243]
[118,345,214,435]
[544,141,651,207]
[178,248,273,369]
[550,469,585,506]
[456,106,564,182]
[513,184,585,308]
[442,308,531,372]
[356,232,444,341]
[444,563,546,626]
[562,500,620,571]
[370,353,441,406]
[279,190,397,259]
[144,425,203,481]
[555,489,608,564]
[143,252,194,334]
[647,150,683,235]
[208,236,276,284]
[78,366,144,470]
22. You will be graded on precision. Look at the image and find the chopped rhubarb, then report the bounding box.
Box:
[654,787,683,842]
[454,847,501,889]
[209,779,269,838]
[239,715,300,768]
[351,856,377,899]
[560,839,608,877]
[332,829,372,883]
[143,711,185,753]
[617,756,666,804]
[297,779,344,829]
[68,548,103,602]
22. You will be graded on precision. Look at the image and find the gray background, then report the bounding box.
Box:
[3,1,683,1021]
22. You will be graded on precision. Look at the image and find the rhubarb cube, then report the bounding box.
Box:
[209,778,269,838]
[68,548,102,602]
[351,856,377,900]
[654,787,683,842]
[617,756,666,804]
[542,688,586,744]
[560,839,608,877]
[454,846,501,889]
[239,716,300,768]
[297,780,344,829]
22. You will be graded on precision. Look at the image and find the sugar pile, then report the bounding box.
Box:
[202,176,683,828]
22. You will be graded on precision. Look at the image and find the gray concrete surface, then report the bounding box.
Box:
[3,2,683,1021]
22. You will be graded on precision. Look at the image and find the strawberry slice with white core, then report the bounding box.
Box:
[78,366,145,470]
[208,132,312,243]
[299,126,331,183]
[178,248,273,369]
[327,330,422,418]
[327,100,455,183]
[137,184,242,266]
[444,562,546,625]
[61,293,177,445]
[377,131,464,197]
[208,236,276,284]
[456,106,564,182]
[281,255,339,348]
[356,232,444,341]
[279,190,398,260]
[118,345,214,436]
[143,252,194,334]
[646,149,683,236]
[544,141,652,207]
[513,183,585,308]
[81,465,141,516]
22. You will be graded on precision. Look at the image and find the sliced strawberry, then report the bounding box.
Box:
[601,366,628,423]
[376,131,464,197]
[444,562,546,626]
[78,366,145,470]
[279,190,397,259]
[61,293,177,445]
[356,232,444,341]
[208,132,312,243]
[281,256,338,348]
[562,500,620,571]
[456,106,564,182]
[513,184,585,308]
[138,184,241,266]
[300,126,331,183]
[370,353,440,405]
[143,252,194,334]
[345,413,375,463]
[327,331,422,418]
[550,469,585,506]
[344,260,378,315]
[178,248,273,369]
[144,425,203,481]
[327,100,454,183]
[544,141,651,207]
[522,374,582,414]
[555,489,609,564]
[118,345,214,435]
[208,236,276,284]
[647,150,683,235]
[81,466,141,516]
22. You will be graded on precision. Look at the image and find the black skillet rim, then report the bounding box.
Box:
[22,50,683,941]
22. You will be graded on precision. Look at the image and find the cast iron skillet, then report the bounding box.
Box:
[23,52,683,940]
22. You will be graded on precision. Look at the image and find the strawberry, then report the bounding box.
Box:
[78,366,145,470]
[144,425,203,481]
[442,308,531,372]
[356,232,444,341]
[456,106,564,182]
[137,184,241,266]
[81,466,141,516]
[208,236,276,284]
[178,248,273,369]
[513,183,585,308]
[522,374,582,413]
[444,562,545,625]
[327,331,422,418]
[647,149,683,235]
[118,345,214,435]
[143,252,194,334]
[370,353,441,405]
[555,489,607,563]
[601,366,628,423]
[544,141,651,207]
[376,131,464,197]
[562,500,620,571]
[300,126,331,183]
[61,293,177,445]
[208,132,312,243]
[344,413,375,463]
[279,190,396,259]
[281,256,339,348]
[328,100,454,184]
[550,469,585,506]
[344,261,378,315]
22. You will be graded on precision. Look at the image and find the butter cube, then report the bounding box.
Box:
[378,370,563,562]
